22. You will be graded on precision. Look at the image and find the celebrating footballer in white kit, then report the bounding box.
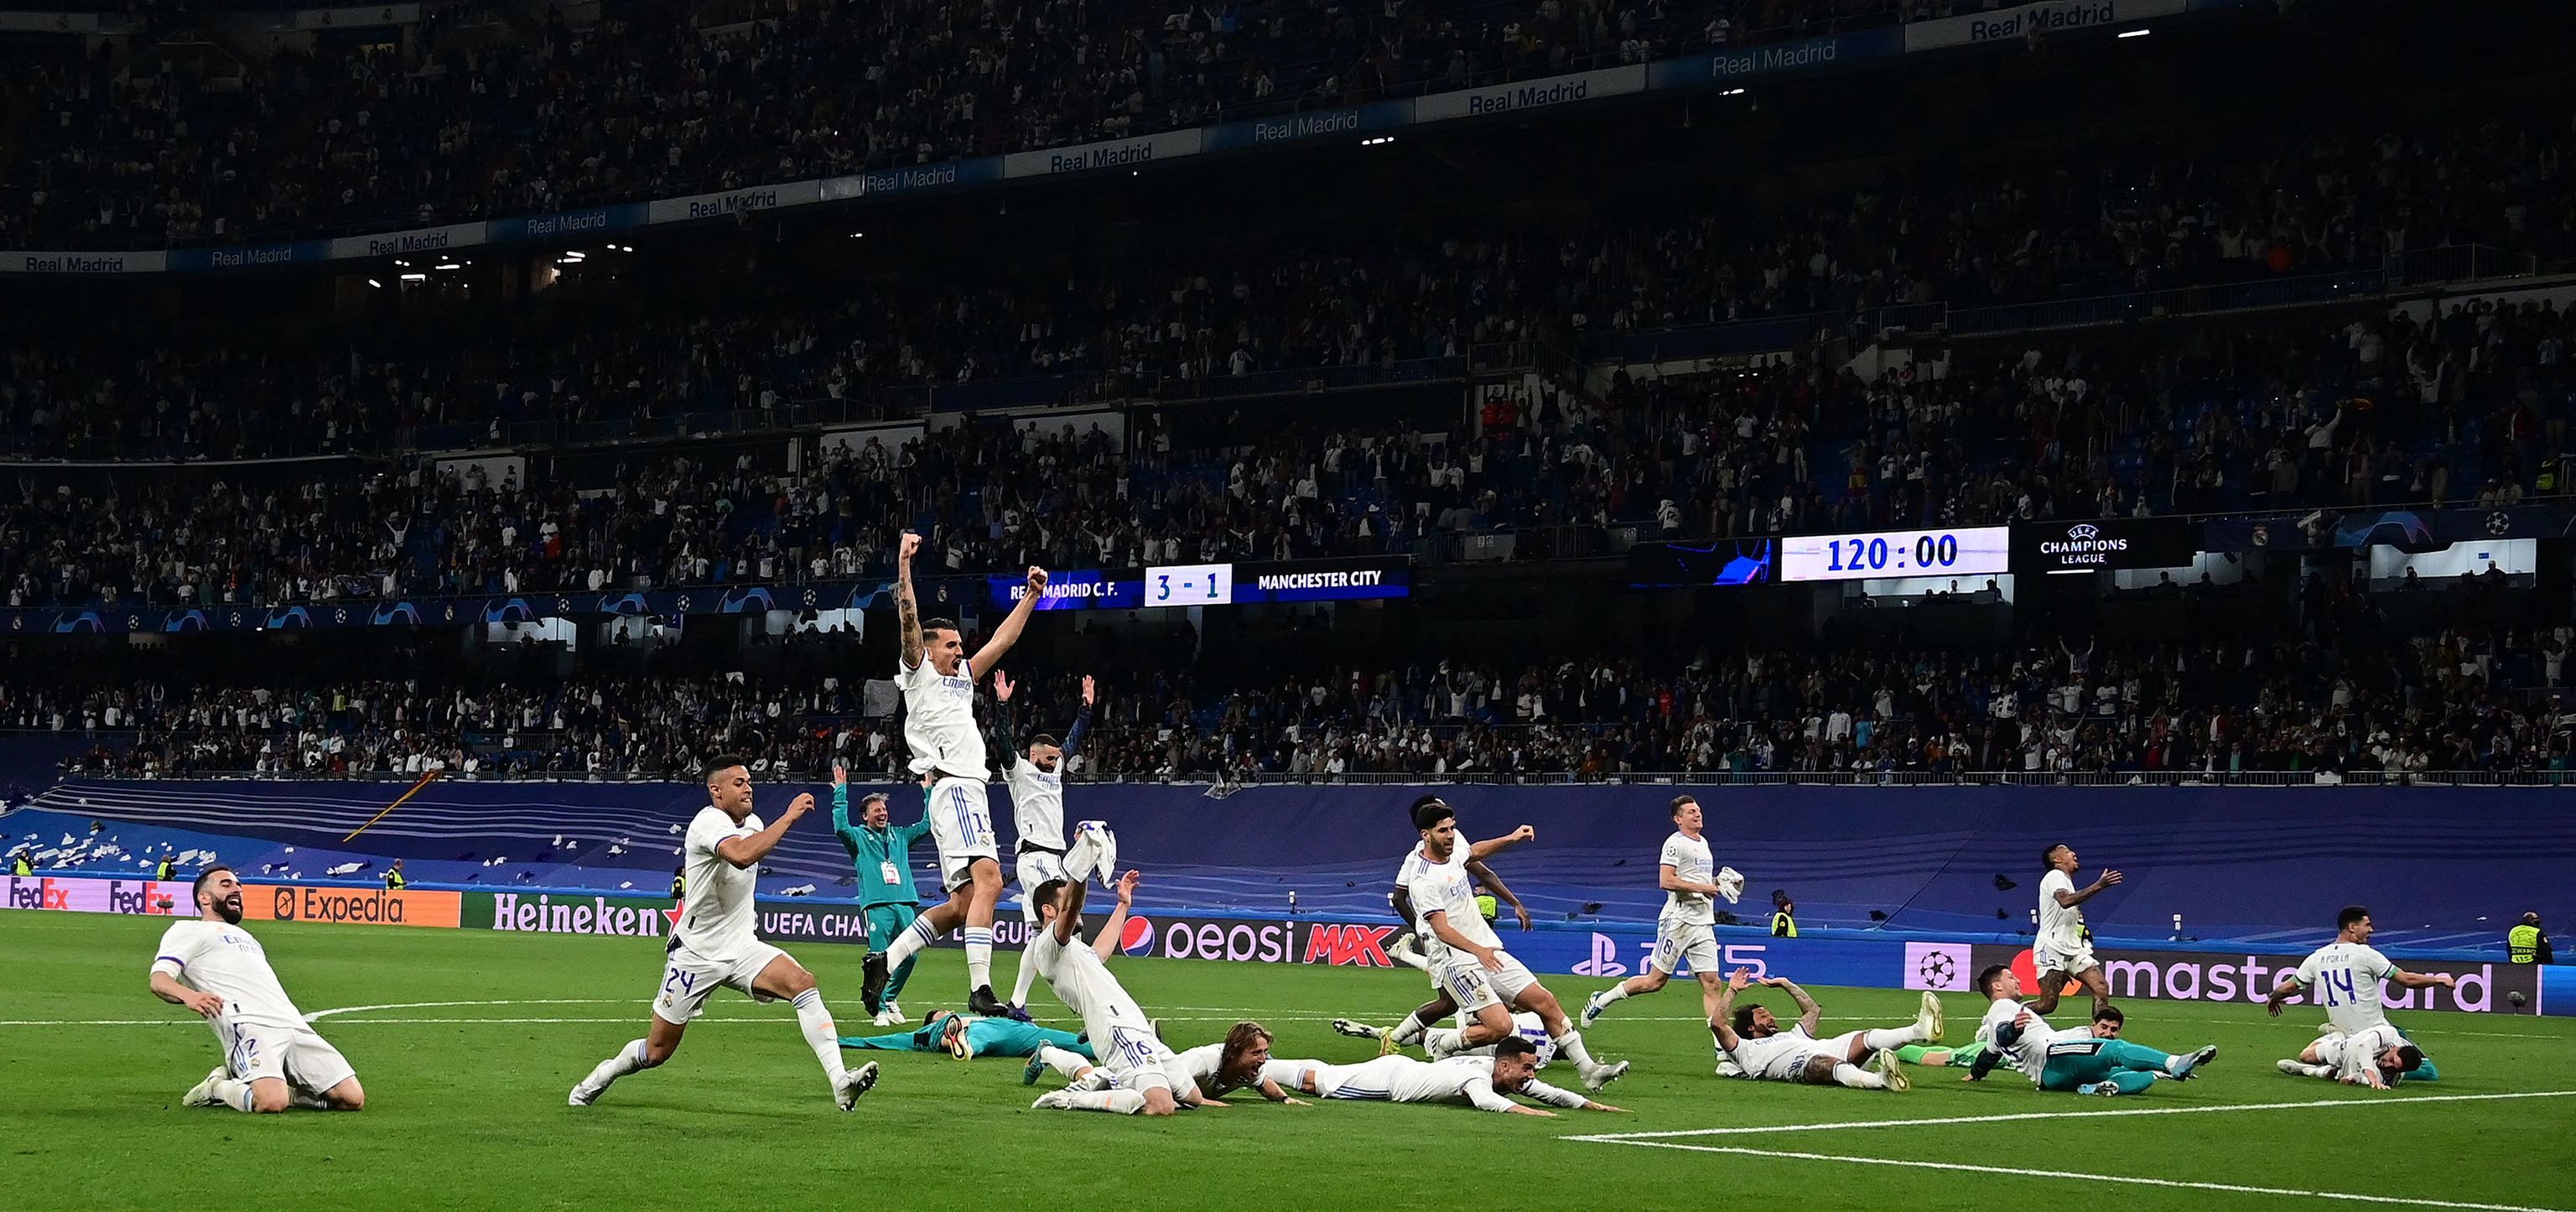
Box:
[569,757,880,1111]
[1405,799,1628,1091]
[1033,1020,1312,1105]
[2030,843,2122,1017]
[150,865,365,1114]
[1583,794,1742,1029]
[1375,796,1534,1053]
[2266,904,2454,1086]
[1022,861,1208,1116]
[1709,968,1940,1090]
[989,668,1093,1020]
[869,529,1046,1021]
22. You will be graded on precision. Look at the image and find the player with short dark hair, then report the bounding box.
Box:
[1269,1036,1626,1116]
[1368,795,1535,1053]
[150,865,366,1114]
[2031,844,2121,1017]
[1970,965,2215,1095]
[2266,905,2455,1089]
[1582,794,1741,1028]
[876,529,1046,1018]
[570,758,880,1110]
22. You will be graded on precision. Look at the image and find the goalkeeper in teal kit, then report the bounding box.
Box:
[829,764,932,1026]
[839,1009,1095,1062]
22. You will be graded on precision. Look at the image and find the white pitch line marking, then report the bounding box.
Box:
[1561,1089,2576,1142]
[1563,1143,2567,1212]
[304,998,627,1020]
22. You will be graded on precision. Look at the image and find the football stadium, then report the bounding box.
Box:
[3,0,2573,1207]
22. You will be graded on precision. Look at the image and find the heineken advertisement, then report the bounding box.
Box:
[470,891,676,938]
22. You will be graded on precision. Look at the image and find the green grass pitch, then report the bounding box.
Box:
[8,910,2572,1211]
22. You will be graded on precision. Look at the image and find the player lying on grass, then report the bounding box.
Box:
[1268,1037,1625,1116]
[839,1009,1095,1062]
[1896,1004,2129,1075]
[1968,965,2215,1095]
[1708,968,1941,1090]
[1023,846,1208,1116]
[2276,1024,2439,1088]
[1334,1009,1560,1069]
[570,757,880,1111]
[150,865,366,1114]
[1405,799,1628,1090]
[1027,1021,1311,1105]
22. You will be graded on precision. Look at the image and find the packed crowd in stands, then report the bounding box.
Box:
[10,99,2574,466]
[23,619,2574,780]
[4,284,2572,610]
[1,0,1911,248]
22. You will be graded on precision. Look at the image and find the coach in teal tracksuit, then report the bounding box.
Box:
[831,765,932,1016]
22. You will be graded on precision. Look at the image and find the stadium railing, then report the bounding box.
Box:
[25,763,2571,787]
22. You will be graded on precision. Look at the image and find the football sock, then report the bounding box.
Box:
[792,990,849,1084]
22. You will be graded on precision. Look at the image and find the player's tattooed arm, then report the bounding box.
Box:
[895,531,924,669]
[1709,968,1753,1050]
[1762,975,1822,1034]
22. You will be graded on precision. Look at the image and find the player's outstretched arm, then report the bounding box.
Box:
[2264,973,2304,1016]
[1709,969,1752,1050]
[2059,868,2124,907]
[989,671,1018,756]
[1763,975,1822,1034]
[1062,676,1094,759]
[969,565,1047,673]
[716,793,815,869]
[2388,969,2457,991]
[1464,860,1531,930]
[1466,824,1535,863]
[894,532,925,669]
[1088,869,1140,959]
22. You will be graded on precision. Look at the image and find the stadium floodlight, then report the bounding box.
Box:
[2119,28,2149,37]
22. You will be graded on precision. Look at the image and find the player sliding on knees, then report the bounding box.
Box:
[571,757,880,1111]
[1406,799,1628,1091]
[870,529,1045,1020]
[1023,844,1205,1116]
[150,865,366,1114]
[1030,1021,1313,1105]
[1966,964,2215,1095]
[1709,968,1940,1090]
[1363,796,1535,1054]
[1270,1037,1625,1116]
[1582,794,1743,1029]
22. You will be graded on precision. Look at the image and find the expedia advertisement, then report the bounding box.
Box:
[1961,943,2541,1016]
[2011,517,2198,575]
[242,882,463,929]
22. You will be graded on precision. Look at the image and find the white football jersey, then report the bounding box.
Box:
[150,920,307,1030]
[1028,925,1149,1046]
[897,656,988,781]
[1406,845,1499,959]
[2038,870,2085,950]
[2293,941,2399,1036]
[1008,757,1066,850]
[674,806,761,958]
[1723,1025,1822,1081]
[1659,830,1715,925]
[1977,997,2059,1083]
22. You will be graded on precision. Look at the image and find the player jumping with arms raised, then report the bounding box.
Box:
[1582,794,1743,1028]
[151,866,366,1114]
[570,757,880,1110]
[991,668,1091,1020]
[869,530,1045,1020]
